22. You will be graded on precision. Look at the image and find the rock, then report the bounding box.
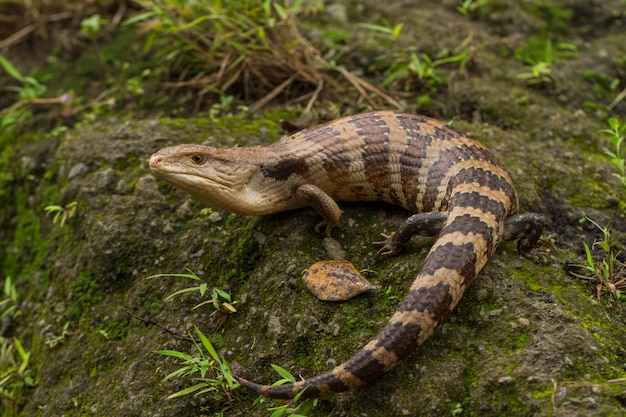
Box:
[93,168,118,191]
[68,162,88,179]
[207,210,222,223]
[326,4,347,23]
[267,314,282,340]
[175,199,193,219]
[133,175,159,197]
[322,236,346,260]
[498,376,515,385]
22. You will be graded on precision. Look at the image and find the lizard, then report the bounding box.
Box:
[149,110,545,399]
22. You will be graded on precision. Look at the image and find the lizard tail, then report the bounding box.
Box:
[234,198,509,399]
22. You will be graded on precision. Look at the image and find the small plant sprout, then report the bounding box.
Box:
[599,117,626,186]
[357,22,403,42]
[451,402,464,416]
[254,364,318,417]
[155,326,239,404]
[79,14,109,40]
[0,337,38,408]
[44,322,72,348]
[147,269,237,328]
[380,48,471,90]
[569,217,625,307]
[516,40,554,86]
[457,0,488,17]
[0,54,75,132]
[0,276,19,319]
[44,201,77,227]
[0,54,47,129]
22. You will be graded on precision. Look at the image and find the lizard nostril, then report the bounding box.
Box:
[149,155,164,169]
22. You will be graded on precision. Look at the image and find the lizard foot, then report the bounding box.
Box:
[373,232,407,259]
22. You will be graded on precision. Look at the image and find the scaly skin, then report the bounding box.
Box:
[149,111,544,399]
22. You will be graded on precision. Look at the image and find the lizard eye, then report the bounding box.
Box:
[190,154,207,164]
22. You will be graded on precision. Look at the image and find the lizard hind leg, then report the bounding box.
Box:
[375,212,449,258]
[503,213,545,255]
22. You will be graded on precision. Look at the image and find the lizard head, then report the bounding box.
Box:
[149,143,269,214]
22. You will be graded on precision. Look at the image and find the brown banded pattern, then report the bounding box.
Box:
[149,111,544,399]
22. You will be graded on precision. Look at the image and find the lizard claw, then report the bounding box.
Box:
[373,232,393,247]
[315,220,334,237]
[373,232,405,259]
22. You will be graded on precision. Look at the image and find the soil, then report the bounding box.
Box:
[2,1,626,417]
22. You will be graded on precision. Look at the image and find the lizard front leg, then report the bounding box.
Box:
[295,184,343,237]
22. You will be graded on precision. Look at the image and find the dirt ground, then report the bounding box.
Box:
[2,1,626,416]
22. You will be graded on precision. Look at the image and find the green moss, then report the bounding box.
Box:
[532,388,554,400]
[138,292,164,315]
[97,319,131,341]
[158,107,301,145]
[293,336,316,366]
[489,388,530,416]
[65,272,104,321]
[527,1,573,32]
[489,330,531,352]
[2,191,54,293]
[511,267,544,292]
[113,154,141,172]
[505,362,518,374]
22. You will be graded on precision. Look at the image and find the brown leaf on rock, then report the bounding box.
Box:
[302,260,377,301]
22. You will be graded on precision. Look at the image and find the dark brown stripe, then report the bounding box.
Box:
[293,120,354,182]
[420,241,477,279]
[260,157,308,181]
[396,115,433,211]
[264,120,344,180]
[349,184,373,199]
[422,145,502,211]
[361,283,454,360]
[450,191,506,217]
[448,166,513,194]
[444,214,494,253]
[345,349,388,383]
[431,123,463,140]
[436,143,501,168]
[375,321,423,359]
[398,283,454,315]
[307,375,349,396]
[398,145,425,211]
[322,147,352,179]
[350,113,391,196]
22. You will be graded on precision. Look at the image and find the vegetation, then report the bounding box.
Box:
[255,365,318,417]
[43,201,77,228]
[0,55,51,134]
[600,117,626,187]
[567,118,626,307]
[147,269,237,328]
[0,279,36,417]
[125,0,403,113]
[0,337,37,416]
[155,326,239,405]
[569,217,625,307]
[128,0,319,98]
[0,277,19,320]
[149,271,319,415]
[1,0,626,416]
[516,40,554,86]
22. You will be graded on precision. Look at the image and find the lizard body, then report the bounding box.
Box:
[149,111,544,399]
